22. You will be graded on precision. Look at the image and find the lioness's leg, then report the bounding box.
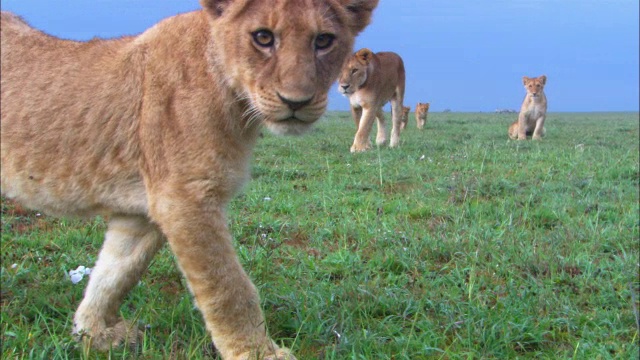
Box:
[375,108,387,146]
[532,115,546,140]
[389,100,402,148]
[74,215,165,350]
[148,192,290,360]
[351,107,376,152]
[350,106,363,129]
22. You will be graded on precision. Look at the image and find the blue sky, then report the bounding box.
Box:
[2,1,638,112]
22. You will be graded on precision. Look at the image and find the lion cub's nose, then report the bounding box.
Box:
[277,93,313,111]
[340,84,349,91]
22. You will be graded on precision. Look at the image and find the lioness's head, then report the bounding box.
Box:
[201,0,379,135]
[337,48,374,96]
[523,75,547,98]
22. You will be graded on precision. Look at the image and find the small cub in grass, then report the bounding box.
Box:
[400,106,410,131]
[509,75,548,140]
[415,102,430,129]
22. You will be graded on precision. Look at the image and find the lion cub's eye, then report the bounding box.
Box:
[350,68,358,75]
[252,30,275,48]
[314,33,335,50]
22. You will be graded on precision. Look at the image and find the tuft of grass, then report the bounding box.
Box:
[2,112,639,359]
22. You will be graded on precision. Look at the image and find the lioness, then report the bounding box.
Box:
[0,1,378,359]
[415,102,430,129]
[400,106,410,131]
[508,75,548,140]
[338,48,406,152]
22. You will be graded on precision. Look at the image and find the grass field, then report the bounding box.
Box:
[2,111,639,359]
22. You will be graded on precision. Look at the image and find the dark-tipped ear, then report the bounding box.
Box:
[200,0,234,17]
[522,76,530,85]
[355,48,373,65]
[341,0,380,34]
[538,75,547,85]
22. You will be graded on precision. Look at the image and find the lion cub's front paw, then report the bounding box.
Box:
[74,320,141,351]
[264,347,297,360]
[236,347,297,360]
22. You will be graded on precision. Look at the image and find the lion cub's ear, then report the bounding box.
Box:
[355,48,373,65]
[200,0,234,17]
[538,75,547,85]
[341,0,380,34]
[522,76,531,85]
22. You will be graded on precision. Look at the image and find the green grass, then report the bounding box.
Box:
[2,112,639,359]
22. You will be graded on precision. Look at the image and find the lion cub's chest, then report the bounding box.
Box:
[522,97,546,121]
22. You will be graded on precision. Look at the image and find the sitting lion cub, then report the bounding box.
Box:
[508,75,548,140]
[0,0,378,359]
[400,106,410,131]
[338,48,406,152]
[415,102,430,129]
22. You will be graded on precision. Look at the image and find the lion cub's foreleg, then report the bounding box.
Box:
[73,215,165,350]
[147,191,291,360]
[531,115,546,140]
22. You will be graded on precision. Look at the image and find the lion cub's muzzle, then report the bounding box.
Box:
[278,93,313,111]
[261,92,326,136]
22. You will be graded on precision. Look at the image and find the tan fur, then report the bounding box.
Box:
[399,106,410,131]
[337,48,406,152]
[415,102,430,129]
[0,1,378,359]
[508,75,548,140]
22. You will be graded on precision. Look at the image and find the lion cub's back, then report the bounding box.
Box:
[1,12,147,218]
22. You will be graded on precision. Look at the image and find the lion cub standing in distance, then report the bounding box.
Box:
[509,75,548,140]
[415,102,430,129]
[338,48,406,152]
[399,106,410,131]
[1,0,379,359]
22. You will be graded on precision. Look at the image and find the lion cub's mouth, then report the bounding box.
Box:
[263,113,319,136]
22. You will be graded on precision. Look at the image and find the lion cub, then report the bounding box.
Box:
[415,102,430,129]
[1,1,379,359]
[400,106,410,131]
[508,75,548,140]
[338,48,406,152]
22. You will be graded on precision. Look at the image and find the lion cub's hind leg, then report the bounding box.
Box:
[375,108,387,146]
[73,215,165,350]
[508,120,519,140]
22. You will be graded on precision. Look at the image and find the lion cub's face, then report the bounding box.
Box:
[523,75,546,99]
[204,0,378,135]
[416,102,429,116]
[337,48,373,96]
